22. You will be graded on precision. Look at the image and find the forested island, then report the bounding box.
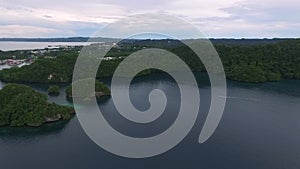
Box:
[0,38,299,83]
[48,85,60,95]
[65,80,111,101]
[0,84,74,127]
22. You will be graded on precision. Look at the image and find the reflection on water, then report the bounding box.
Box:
[0,72,299,169]
[229,78,300,97]
[0,119,70,141]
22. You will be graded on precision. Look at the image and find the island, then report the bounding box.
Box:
[0,84,74,127]
[65,80,111,101]
[48,85,60,95]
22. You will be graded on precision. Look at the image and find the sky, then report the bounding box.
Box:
[0,0,299,38]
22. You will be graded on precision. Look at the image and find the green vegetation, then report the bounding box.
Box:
[65,80,110,101]
[0,39,299,83]
[48,85,60,95]
[215,40,300,82]
[0,47,80,83]
[0,84,74,127]
[0,50,31,60]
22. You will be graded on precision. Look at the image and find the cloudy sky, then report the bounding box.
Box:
[0,0,299,38]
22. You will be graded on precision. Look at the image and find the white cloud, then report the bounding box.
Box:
[0,0,299,38]
[0,25,61,37]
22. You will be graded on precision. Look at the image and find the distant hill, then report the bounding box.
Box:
[0,37,89,42]
[0,37,297,46]
[209,38,294,46]
[0,37,118,43]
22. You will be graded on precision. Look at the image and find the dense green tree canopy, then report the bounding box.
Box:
[48,85,60,95]
[0,84,74,127]
[0,39,299,83]
[65,80,110,100]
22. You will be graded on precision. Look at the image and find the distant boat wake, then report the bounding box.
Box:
[218,96,259,102]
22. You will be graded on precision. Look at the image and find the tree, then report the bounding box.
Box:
[0,84,74,127]
[48,85,60,95]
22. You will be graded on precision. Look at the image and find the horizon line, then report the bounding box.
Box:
[0,37,299,40]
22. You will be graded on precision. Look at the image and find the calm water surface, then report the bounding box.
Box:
[0,41,97,51]
[0,73,300,169]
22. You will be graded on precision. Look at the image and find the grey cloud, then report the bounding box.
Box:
[43,15,52,19]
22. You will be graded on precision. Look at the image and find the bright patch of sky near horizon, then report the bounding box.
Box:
[0,0,299,38]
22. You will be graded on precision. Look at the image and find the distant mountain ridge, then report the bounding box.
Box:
[0,37,297,46]
[0,37,117,43]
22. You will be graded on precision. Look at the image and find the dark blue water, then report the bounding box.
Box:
[0,73,300,169]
